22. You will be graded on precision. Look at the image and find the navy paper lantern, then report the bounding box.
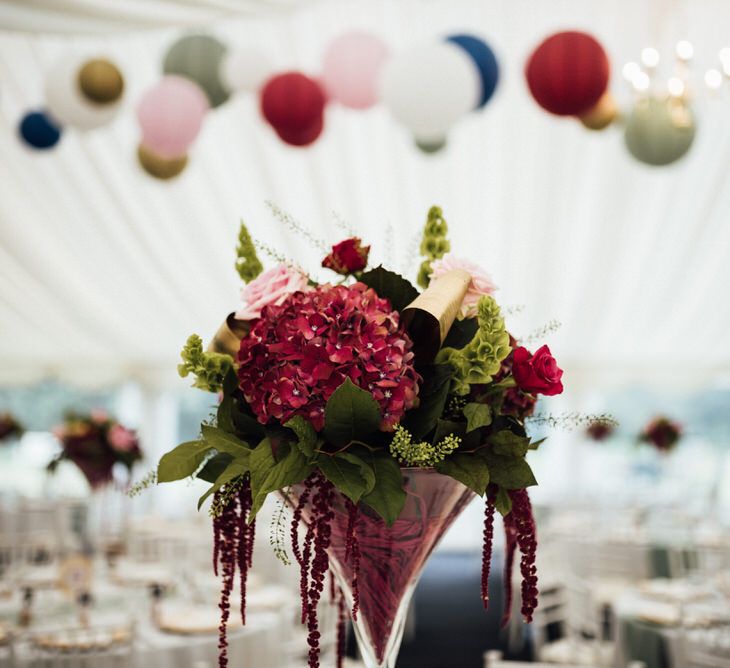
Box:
[18,111,61,149]
[447,34,499,108]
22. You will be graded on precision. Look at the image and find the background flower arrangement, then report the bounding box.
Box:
[639,415,683,453]
[150,205,619,668]
[50,410,142,489]
[0,411,24,444]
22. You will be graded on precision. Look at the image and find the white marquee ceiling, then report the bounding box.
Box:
[1,0,730,389]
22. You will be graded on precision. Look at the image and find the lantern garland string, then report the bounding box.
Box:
[16,29,730,168]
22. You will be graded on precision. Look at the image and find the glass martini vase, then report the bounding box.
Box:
[286,468,474,668]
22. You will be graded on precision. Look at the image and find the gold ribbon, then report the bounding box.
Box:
[207,313,249,357]
[401,268,471,362]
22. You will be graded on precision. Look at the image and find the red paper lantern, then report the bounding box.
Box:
[260,72,326,146]
[525,31,610,116]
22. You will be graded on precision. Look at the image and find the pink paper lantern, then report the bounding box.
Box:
[321,31,390,109]
[137,75,209,158]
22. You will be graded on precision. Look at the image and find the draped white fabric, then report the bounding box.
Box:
[1,0,730,389]
[0,0,305,34]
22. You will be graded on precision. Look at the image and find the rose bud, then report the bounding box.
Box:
[322,237,370,275]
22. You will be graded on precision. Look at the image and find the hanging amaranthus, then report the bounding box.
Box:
[481,491,496,608]
[498,488,538,627]
[211,475,256,668]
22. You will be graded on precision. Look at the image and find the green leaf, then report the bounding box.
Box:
[361,456,406,526]
[480,452,537,489]
[323,378,381,446]
[489,430,530,458]
[250,442,312,517]
[197,456,249,510]
[248,438,276,509]
[436,452,490,496]
[232,404,266,440]
[337,452,376,495]
[402,364,452,439]
[494,486,512,516]
[284,416,318,458]
[463,403,492,432]
[442,317,478,349]
[196,453,232,483]
[359,266,419,311]
[433,419,465,443]
[202,425,251,457]
[528,437,547,451]
[157,441,210,483]
[317,453,371,503]
[217,395,235,434]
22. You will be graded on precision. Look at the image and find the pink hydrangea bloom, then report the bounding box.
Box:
[235,264,310,321]
[429,253,496,318]
[237,283,420,431]
[107,424,139,452]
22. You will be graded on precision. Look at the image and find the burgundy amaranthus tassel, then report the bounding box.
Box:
[499,488,538,628]
[501,514,517,628]
[300,522,315,624]
[213,476,257,668]
[213,512,222,577]
[512,489,538,622]
[481,491,496,609]
[215,492,239,668]
[292,476,314,566]
[305,473,335,668]
[237,483,256,625]
[344,498,361,619]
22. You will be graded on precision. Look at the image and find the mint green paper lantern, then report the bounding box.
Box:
[624,96,696,166]
[163,34,229,108]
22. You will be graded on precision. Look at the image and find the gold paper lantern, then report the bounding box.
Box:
[137,145,188,180]
[579,91,618,130]
[78,59,124,105]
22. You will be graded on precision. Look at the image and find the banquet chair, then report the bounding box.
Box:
[537,576,614,666]
[684,628,730,668]
[484,649,646,668]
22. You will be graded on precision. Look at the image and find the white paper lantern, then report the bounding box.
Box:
[46,55,123,130]
[380,42,480,138]
[220,47,275,94]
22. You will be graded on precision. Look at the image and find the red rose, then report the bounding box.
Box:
[512,345,564,396]
[322,237,370,275]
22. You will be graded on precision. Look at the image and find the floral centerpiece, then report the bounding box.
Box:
[639,415,683,453]
[155,206,571,668]
[50,410,142,489]
[0,411,24,444]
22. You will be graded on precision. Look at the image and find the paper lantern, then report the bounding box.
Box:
[137,76,209,159]
[579,91,618,130]
[415,135,447,154]
[526,31,610,116]
[447,34,499,109]
[164,34,229,108]
[137,144,188,179]
[380,42,480,139]
[321,31,390,109]
[78,59,124,104]
[624,96,696,166]
[260,72,326,146]
[18,111,62,149]
[46,55,123,130]
[220,46,274,93]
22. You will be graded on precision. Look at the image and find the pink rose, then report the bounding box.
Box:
[235,264,310,321]
[90,408,109,424]
[108,424,138,452]
[429,253,496,318]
